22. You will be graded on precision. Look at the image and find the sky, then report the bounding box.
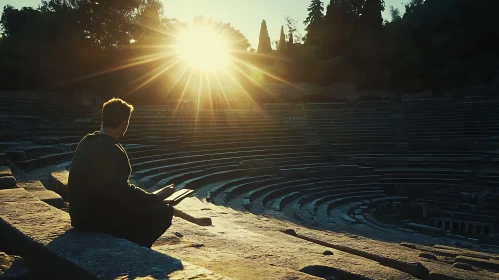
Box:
[1,0,409,48]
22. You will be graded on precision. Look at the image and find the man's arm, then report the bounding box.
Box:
[96,146,159,209]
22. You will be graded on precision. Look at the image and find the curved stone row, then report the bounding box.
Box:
[2,96,499,253]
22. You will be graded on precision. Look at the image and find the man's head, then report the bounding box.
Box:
[102,98,134,138]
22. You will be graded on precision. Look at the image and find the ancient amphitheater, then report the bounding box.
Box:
[1,92,499,279]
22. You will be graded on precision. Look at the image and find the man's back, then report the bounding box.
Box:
[68,132,156,231]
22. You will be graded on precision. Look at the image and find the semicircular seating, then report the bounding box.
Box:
[2,95,499,248]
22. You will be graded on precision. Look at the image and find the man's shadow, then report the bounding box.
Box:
[38,229,185,279]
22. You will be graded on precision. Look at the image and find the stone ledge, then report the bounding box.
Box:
[0,176,17,190]
[0,252,28,279]
[455,255,499,271]
[0,166,12,177]
[283,230,430,279]
[19,181,64,209]
[50,170,69,199]
[0,188,227,279]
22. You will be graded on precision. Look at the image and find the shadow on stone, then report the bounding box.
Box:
[299,265,367,280]
[42,229,185,279]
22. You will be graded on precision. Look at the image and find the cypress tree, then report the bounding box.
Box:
[278,25,286,54]
[257,19,272,53]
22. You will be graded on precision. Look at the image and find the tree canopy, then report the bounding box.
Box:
[1,0,498,98]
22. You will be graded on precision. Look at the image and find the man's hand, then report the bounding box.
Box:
[152,184,175,201]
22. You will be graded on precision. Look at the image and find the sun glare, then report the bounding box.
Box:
[175,25,231,72]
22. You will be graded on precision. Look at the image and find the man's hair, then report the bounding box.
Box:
[102,98,134,128]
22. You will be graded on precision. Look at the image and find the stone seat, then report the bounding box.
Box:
[206,175,270,201]
[308,189,385,214]
[258,179,358,205]
[264,184,382,211]
[132,150,326,175]
[223,177,282,202]
[0,166,17,189]
[184,138,309,150]
[18,180,64,208]
[183,134,305,145]
[324,194,386,212]
[130,144,320,166]
[294,184,385,207]
[0,188,226,279]
[13,145,63,159]
[271,191,302,211]
[155,123,288,132]
[17,151,75,171]
[245,178,332,203]
[145,156,321,190]
[438,209,499,224]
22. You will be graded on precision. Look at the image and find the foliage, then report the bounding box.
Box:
[303,0,324,46]
[257,19,272,53]
[278,26,286,54]
[0,0,253,103]
[389,6,401,22]
[1,0,499,97]
[292,0,499,91]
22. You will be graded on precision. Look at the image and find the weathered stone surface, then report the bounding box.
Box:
[0,153,6,165]
[18,181,64,208]
[452,262,474,271]
[5,151,26,162]
[282,229,297,236]
[0,166,12,177]
[300,265,341,279]
[400,242,416,249]
[191,243,204,248]
[0,176,17,189]
[419,253,437,260]
[290,232,429,279]
[0,188,228,279]
[50,170,69,199]
[0,252,28,280]
[455,255,499,270]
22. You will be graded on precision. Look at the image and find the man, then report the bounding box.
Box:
[68,98,175,248]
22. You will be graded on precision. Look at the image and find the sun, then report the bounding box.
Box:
[175,25,231,72]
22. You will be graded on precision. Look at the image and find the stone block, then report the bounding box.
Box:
[455,255,499,271]
[50,170,69,199]
[451,262,474,271]
[19,181,64,209]
[0,188,227,279]
[0,252,28,279]
[0,176,17,189]
[0,166,12,177]
[5,151,27,162]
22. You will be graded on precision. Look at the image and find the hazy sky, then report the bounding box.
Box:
[1,0,409,48]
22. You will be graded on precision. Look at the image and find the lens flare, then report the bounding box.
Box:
[175,25,231,72]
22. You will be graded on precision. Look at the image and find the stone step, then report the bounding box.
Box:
[0,188,227,279]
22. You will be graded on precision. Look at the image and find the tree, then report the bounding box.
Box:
[303,0,324,46]
[0,5,41,38]
[284,15,297,41]
[287,31,294,55]
[389,6,401,22]
[278,25,286,54]
[257,19,272,53]
[359,0,385,30]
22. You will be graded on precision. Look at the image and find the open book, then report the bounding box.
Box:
[163,188,194,206]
